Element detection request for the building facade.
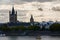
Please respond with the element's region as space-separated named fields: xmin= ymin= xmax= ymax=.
xmin=9 ymin=7 xmax=17 ymax=23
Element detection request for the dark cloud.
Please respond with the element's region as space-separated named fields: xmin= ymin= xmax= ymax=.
xmin=0 ymin=0 xmax=55 ymax=4
xmin=22 ymin=0 xmax=53 ymax=2
xmin=52 ymin=6 xmax=60 ymax=11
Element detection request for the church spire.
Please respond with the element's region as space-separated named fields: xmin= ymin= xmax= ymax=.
xmin=31 ymin=15 xmax=33 ymax=19
xmin=9 ymin=6 xmax=17 ymax=23
xmin=30 ymin=14 xmax=34 ymax=26
xmin=30 ymin=15 xmax=34 ymax=22
xmin=12 ymin=6 xmax=15 ymax=15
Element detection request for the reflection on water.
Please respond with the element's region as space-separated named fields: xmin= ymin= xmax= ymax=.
xmin=0 ymin=36 xmax=60 ymax=40
xmin=8 ymin=36 xmax=36 ymax=40
xmin=41 ymin=36 xmax=60 ymax=40
xmin=8 ymin=36 xmax=18 ymax=40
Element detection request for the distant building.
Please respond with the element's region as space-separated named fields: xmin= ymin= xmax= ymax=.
xmin=9 ymin=7 xmax=17 ymax=23
xmin=0 ymin=6 xmax=40 ymax=27
xmin=6 ymin=6 xmax=31 ymax=27
xmin=30 ymin=15 xmax=34 ymax=26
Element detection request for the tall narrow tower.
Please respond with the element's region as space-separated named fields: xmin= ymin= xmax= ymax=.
xmin=9 ymin=7 xmax=17 ymax=23
xmin=30 ymin=15 xmax=34 ymax=26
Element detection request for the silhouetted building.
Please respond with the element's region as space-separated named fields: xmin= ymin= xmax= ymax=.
xmin=9 ymin=7 xmax=17 ymax=23
xmin=0 ymin=6 xmax=40 ymax=27
xmin=30 ymin=15 xmax=34 ymax=26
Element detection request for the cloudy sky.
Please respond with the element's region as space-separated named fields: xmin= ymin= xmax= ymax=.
xmin=0 ymin=0 xmax=60 ymax=23
xmin=0 ymin=0 xmax=53 ymax=4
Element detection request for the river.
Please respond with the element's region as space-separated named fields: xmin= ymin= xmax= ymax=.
xmin=0 ymin=36 xmax=60 ymax=40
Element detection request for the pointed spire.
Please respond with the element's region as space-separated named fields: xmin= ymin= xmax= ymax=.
xmin=12 ymin=6 xmax=14 ymax=11
xmin=30 ymin=14 xmax=34 ymax=22
xmin=30 ymin=14 xmax=34 ymax=26
xmin=12 ymin=6 xmax=15 ymax=15
xmin=31 ymin=14 xmax=33 ymax=19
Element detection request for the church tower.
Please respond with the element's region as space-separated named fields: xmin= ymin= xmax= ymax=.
xmin=30 ymin=15 xmax=34 ymax=26
xmin=9 ymin=7 xmax=17 ymax=23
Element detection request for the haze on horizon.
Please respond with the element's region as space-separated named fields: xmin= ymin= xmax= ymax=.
xmin=0 ymin=0 xmax=60 ymax=23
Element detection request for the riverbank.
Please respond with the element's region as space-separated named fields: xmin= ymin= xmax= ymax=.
xmin=0 ymin=31 xmax=60 ymax=36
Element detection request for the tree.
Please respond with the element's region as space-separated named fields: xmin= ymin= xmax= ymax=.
xmin=42 ymin=26 xmax=45 ymax=31
xmin=9 ymin=26 xmax=26 ymax=31
xmin=49 ymin=23 xmax=60 ymax=32
xmin=0 ymin=24 xmax=9 ymax=31
xmin=18 ymin=26 xmax=26 ymax=31
xmin=28 ymin=26 xmax=40 ymax=31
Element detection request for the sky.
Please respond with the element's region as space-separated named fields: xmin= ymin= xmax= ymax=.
xmin=0 ymin=0 xmax=60 ymax=23
xmin=0 ymin=0 xmax=53 ymax=4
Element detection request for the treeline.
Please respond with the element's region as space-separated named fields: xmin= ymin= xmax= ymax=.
xmin=0 ymin=23 xmax=60 ymax=32
xmin=0 ymin=24 xmax=41 ymax=32
xmin=49 ymin=23 xmax=60 ymax=32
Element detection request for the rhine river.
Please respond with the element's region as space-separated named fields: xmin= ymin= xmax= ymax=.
xmin=0 ymin=36 xmax=60 ymax=40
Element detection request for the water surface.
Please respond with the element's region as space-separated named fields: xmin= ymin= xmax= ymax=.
xmin=0 ymin=36 xmax=60 ymax=40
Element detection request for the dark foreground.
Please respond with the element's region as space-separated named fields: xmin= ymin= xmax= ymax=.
xmin=0 ymin=31 xmax=60 ymax=36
